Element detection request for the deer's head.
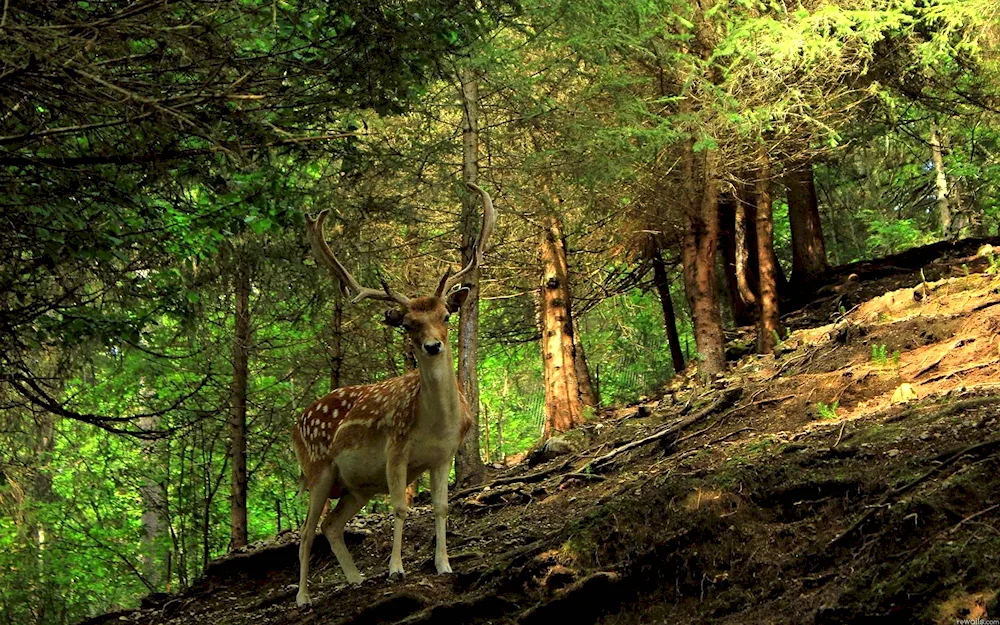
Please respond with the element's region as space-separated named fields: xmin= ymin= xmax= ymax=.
xmin=305 ymin=183 xmax=494 ymax=359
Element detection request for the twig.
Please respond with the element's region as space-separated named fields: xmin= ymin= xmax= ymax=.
xmin=733 ymin=393 xmax=795 ymax=412
xmin=833 ymin=370 xmax=869 ymax=403
xmin=709 ymin=428 xmax=754 ymax=445
xmin=676 ymin=416 xmax=728 ymax=443
xmin=943 ymin=503 xmax=1000 ymax=537
xmin=833 ymin=420 xmax=848 ymax=448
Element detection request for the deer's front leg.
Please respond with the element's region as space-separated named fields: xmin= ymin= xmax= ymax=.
xmin=429 ymin=462 xmax=452 ymax=574
xmin=386 ymin=448 xmax=409 ymax=580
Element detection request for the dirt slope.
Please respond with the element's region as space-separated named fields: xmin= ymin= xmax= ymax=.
xmin=84 ymin=239 xmax=1000 ymax=625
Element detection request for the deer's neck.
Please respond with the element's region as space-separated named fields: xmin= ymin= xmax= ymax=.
xmin=415 ymin=345 xmax=463 ymax=428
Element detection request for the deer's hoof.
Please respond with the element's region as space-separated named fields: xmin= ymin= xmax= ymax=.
xmin=388 ymin=569 xmax=406 ymax=582
xmin=435 ymin=561 xmax=453 ymax=575
xmin=295 ymin=590 xmax=312 ymax=607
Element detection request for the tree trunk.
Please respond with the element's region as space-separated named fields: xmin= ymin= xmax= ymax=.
xmin=454 ymin=66 xmax=485 ymax=486
xmin=930 ymin=126 xmax=953 ymax=239
xmin=540 ymin=213 xmax=585 ymax=437
xmin=756 ymin=148 xmax=782 ymax=354
xmin=786 ymin=159 xmax=828 ymax=286
xmin=139 ymin=410 xmax=165 ymax=589
xmin=735 ymin=183 xmax=760 ymax=308
xmin=329 ymin=290 xmax=343 ymax=390
xmin=573 ymin=325 xmax=599 ymax=409
xmin=718 ymin=196 xmax=755 ymax=326
xmin=229 ymin=251 xmax=250 ymax=551
xmin=652 ymin=246 xmax=686 ymax=374
xmin=32 ymin=398 xmax=57 ymax=623
xmin=680 ymin=145 xmax=726 ymax=379
xmin=383 ymin=325 xmax=400 ymax=377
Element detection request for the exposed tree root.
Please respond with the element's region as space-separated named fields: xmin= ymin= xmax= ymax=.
xmin=829 ymin=433 xmax=1000 ymax=549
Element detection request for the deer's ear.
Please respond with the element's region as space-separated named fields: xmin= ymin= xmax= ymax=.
xmin=384 ymin=309 xmax=406 ymax=327
xmin=446 ymin=287 xmax=470 ymax=313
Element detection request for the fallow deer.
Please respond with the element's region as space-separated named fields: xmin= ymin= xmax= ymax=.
xmin=293 ymin=183 xmax=495 ymax=607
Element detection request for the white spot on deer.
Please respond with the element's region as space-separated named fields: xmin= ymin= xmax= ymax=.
xmin=332 ymin=409 xmax=339 ymax=418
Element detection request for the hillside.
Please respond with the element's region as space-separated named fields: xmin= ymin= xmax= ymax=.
xmin=83 ymin=239 xmax=1000 ymax=625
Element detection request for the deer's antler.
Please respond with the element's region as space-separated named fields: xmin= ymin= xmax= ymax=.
xmin=305 ymin=210 xmax=411 ymax=307
xmin=436 ymin=182 xmax=496 ymax=297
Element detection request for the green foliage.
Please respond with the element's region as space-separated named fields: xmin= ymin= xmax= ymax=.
xmin=817 ymin=401 xmax=840 ymax=421
xmin=871 ymin=344 xmax=901 ymax=369
xmin=2 ymin=0 xmax=1000 ymax=622
xmin=579 ymin=289 xmax=692 ymax=407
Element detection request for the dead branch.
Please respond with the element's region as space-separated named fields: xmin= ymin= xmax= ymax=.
xmin=923 ymin=359 xmax=999 ymax=383
xmin=452 ymin=459 xmax=572 ymax=501
xmin=588 ymin=388 xmax=743 ymax=473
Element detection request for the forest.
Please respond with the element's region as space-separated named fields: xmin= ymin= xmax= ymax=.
xmin=2 ymin=1 xmax=1000 ymax=623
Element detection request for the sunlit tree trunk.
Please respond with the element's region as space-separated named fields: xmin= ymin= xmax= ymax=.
xmin=540 ymin=213 xmax=585 ymax=436
xmin=756 ymin=148 xmax=782 ymax=354
xmin=930 ymin=125 xmax=952 ymax=239
xmin=719 ymin=196 xmax=755 ymax=326
xmin=455 ymin=66 xmax=485 ymax=486
xmin=229 ymin=250 xmax=250 ymax=551
xmin=735 ymin=183 xmax=760 ymax=310
xmin=652 ymin=247 xmax=685 ymax=374
xmin=786 ymin=159 xmax=828 ymax=286
xmin=681 ymin=143 xmax=726 ymax=379
xmin=573 ymin=326 xmax=599 ymax=409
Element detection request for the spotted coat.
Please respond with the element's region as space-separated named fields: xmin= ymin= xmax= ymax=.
xmin=292 ymin=370 xmax=472 ymax=499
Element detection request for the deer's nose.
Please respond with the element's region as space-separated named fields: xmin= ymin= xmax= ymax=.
xmin=423 ymin=341 xmax=442 ymax=356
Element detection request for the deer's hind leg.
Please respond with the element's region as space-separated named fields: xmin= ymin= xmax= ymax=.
xmin=321 ymin=490 xmax=368 ymax=584
xmin=296 ymin=466 xmax=335 ymax=607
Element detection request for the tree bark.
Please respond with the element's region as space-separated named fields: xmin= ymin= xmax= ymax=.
xmin=329 ymin=289 xmax=343 ymax=390
xmin=786 ymin=159 xmax=828 ymax=286
xmin=454 ymin=66 xmax=485 ymax=486
xmin=573 ymin=325 xmax=599 ymax=409
xmin=680 ymin=145 xmax=726 ymax=379
xmin=139 ymin=409 xmax=165 ymax=589
xmin=652 ymin=246 xmax=686 ymax=374
xmin=735 ymin=183 xmax=760 ymax=307
xmin=718 ymin=196 xmax=755 ymax=326
xmin=383 ymin=324 xmax=400 ymax=377
xmin=755 ymin=149 xmax=782 ymax=354
xmin=31 ymin=388 xmax=57 ymax=622
xmin=930 ymin=126 xmax=953 ymax=239
xmin=229 ymin=251 xmax=250 ymax=551
xmin=540 ymin=213 xmax=586 ymax=437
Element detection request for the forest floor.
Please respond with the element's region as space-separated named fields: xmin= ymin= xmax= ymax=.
xmin=86 ymin=238 xmax=1000 ymax=625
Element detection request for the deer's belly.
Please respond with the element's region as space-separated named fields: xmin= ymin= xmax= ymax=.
xmin=407 ymin=438 xmax=458 ymax=471
xmin=335 ymin=446 xmax=389 ymax=493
